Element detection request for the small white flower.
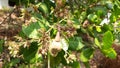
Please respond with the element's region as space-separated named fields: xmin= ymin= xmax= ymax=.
xmin=100 ymin=13 xmax=111 ymax=25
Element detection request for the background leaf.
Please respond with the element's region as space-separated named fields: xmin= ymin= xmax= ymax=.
xmin=37 ymin=3 xmax=49 ymax=16
xmin=20 ymin=42 xmax=39 ymax=63
xmin=70 ymin=61 xmax=80 ymax=68
xmin=68 ymin=37 xmax=84 ymax=51
xmin=80 ymin=48 xmax=94 ymax=62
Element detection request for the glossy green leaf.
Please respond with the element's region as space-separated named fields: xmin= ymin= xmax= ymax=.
xmin=101 ymin=48 xmax=117 ymax=59
xmin=102 ymin=31 xmax=113 ymax=49
xmin=68 ymin=37 xmax=84 ymax=51
xmin=80 ymin=48 xmax=94 ymax=62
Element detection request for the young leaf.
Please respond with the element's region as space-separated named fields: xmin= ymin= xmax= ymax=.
xmin=101 ymin=48 xmax=117 ymax=59
xmin=80 ymin=48 xmax=94 ymax=62
xmin=102 ymin=31 xmax=113 ymax=49
xmin=94 ymin=38 xmax=101 ymax=48
xmin=96 ymin=26 xmax=102 ymax=32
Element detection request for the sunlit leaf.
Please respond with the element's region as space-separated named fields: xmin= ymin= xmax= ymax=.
xmin=96 ymin=26 xmax=102 ymax=32
xmin=94 ymin=38 xmax=101 ymax=48
xmin=22 ymin=22 xmax=42 ymax=39
xmin=101 ymin=48 xmax=117 ymax=59
xmin=102 ymin=31 xmax=113 ymax=49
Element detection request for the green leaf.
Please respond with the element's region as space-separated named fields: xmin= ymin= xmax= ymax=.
xmin=87 ymin=14 xmax=98 ymax=23
xmin=101 ymin=24 xmax=113 ymax=32
xmin=102 ymin=31 xmax=113 ymax=49
xmin=112 ymin=0 xmax=120 ymax=18
xmin=21 ymin=42 xmax=39 ymax=63
xmin=68 ymin=37 xmax=84 ymax=51
xmin=72 ymin=18 xmax=80 ymax=29
xmin=94 ymin=38 xmax=101 ymax=48
xmin=110 ymin=13 xmax=117 ymax=23
xmin=83 ymin=62 xmax=90 ymax=68
xmin=22 ymin=22 xmax=41 ymax=39
xmin=33 ymin=12 xmax=50 ymax=29
xmin=37 ymin=3 xmax=49 ymax=15
xmin=70 ymin=61 xmax=80 ymax=68
xmin=96 ymin=26 xmax=102 ymax=32
xmin=18 ymin=31 xmax=27 ymax=38
xmin=9 ymin=58 xmax=20 ymax=67
xmin=114 ymin=0 xmax=120 ymax=9
xmin=93 ymin=6 xmax=107 ymax=17
xmin=101 ymin=48 xmax=117 ymax=59
xmin=22 ymin=18 xmax=49 ymax=39
xmin=80 ymin=48 xmax=94 ymax=62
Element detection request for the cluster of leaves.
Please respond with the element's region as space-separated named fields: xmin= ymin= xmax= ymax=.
xmin=1 ymin=0 xmax=120 ymax=68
